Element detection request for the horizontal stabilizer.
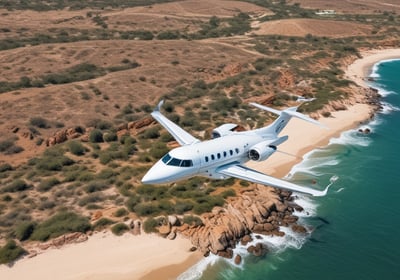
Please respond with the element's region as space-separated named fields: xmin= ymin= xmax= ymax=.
xmin=250 ymin=102 xmax=327 ymax=129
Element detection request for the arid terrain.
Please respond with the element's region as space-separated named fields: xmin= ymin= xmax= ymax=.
xmin=288 ymin=0 xmax=400 ymax=14
xmin=0 ymin=0 xmax=399 ymax=266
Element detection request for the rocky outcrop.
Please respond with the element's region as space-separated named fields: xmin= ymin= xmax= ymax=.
xmin=45 ymin=127 xmax=84 ymax=146
xmin=179 ymin=185 xmax=305 ymax=258
xmin=36 ymin=232 xmax=88 ymax=251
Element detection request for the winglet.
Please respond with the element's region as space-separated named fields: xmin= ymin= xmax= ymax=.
xmin=154 ymin=100 xmax=164 ymax=112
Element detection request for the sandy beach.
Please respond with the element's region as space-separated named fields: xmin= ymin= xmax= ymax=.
xmin=345 ymin=48 xmax=400 ymax=88
xmin=1 ymin=48 xmax=400 ymax=280
xmin=0 ymin=232 xmax=202 ymax=280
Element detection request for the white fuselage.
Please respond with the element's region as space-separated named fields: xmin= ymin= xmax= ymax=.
xmin=141 ymin=132 xmax=278 ymax=184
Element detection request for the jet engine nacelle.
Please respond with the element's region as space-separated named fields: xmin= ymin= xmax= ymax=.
xmin=248 ymin=141 xmax=277 ymax=161
xmin=211 ymin=123 xmax=238 ymax=139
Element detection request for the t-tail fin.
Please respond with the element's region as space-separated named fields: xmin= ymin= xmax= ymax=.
xmin=250 ymin=102 xmax=327 ymax=136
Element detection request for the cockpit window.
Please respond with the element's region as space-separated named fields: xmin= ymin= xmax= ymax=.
xmin=162 ymin=153 xmax=193 ymax=167
xmin=180 ymin=160 xmax=193 ymax=167
xmin=162 ymin=153 xmax=172 ymax=164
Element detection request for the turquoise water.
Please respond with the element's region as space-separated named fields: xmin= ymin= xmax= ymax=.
xmin=179 ymin=59 xmax=400 ymax=280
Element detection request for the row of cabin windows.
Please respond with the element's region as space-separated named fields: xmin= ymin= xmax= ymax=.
xmin=204 ymin=148 xmax=240 ymax=163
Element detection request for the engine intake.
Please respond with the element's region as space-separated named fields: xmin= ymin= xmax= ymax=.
xmin=211 ymin=123 xmax=238 ymax=139
xmin=248 ymin=142 xmax=277 ymax=161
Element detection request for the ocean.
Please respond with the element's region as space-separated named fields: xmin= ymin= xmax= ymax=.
xmin=179 ymin=59 xmax=400 ymax=280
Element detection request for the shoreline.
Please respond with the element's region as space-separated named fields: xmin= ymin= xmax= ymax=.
xmin=2 ymin=48 xmax=400 ymax=280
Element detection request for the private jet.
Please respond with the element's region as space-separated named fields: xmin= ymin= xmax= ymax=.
xmin=142 ymin=100 xmax=331 ymax=196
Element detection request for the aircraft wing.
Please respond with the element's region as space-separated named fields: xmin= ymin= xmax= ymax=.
xmin=151 ymin=100 xmax=199 ymax=146
xmin=217 ymin=164 xmax=330 ymax=197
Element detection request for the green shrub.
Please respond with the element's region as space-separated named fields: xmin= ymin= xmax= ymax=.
xmin=37 ymin=177 xmax=60 ymax=192
xmin=221 ymin=189 xmax=236 ymax=198
xmin=2 ymin=179 xmax=31 ymax=193
xmin=84 ymin=180 xmax=108 ymax=193
xmin=149 ymin=142 xmax=169 ymax=159
xmin=36 ymin=155 xmax=74 ymax=171
xmin=114 ymin=207 xmax=128 ymax=217
xmin=174 ymin=200 xmax=194 ymax=214
xmin=29 ymin=117 xmax=50 ymax=128
xmin=0 ymin=163 xmax=12 ymax=172
xmin=182 ymin=215 xmax=203 ymax=227
xmin=30 ymin=212 xmax=91 ymax=241
xmin=68 ymin=141 xmax=86 ymax=156
xmin=89 ymin=129 xmax=103 ymax=143
xmin=142 ymin=127 xmax=160 ymax=139
xmin=103 ymin=132 xmax=117 ymax=142
xmin=111 ymin=223 xmax=129 ymax=236
xmin=0 ymin=240 xmax=26 ymax=265
xmin=93 ymin=217 xmax=116 ymax=230
xmin=133 ymin=202 xmax=161 ymax=216
xmin=143 ymin=217 xmax=159 ymax=233
xmin=14 ymin=221 xmax=36 ymax=241
xmin=78 ymin=193 xmax=104 ymax=207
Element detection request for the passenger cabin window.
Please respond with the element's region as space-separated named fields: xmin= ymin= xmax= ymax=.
xmin=161 ymin=153 xmax=193 ymax=167
xmin=205 ymin=156 xmax=209 ymax=162
xmin=217 ymin=153 xmax=221 ymax=159
xmin=235 ymin=148 xmax=239 ymax=154
xmin=223 ymin=151 xmax=227 ymax=157
xmin=211 ymin=155 xmax=215 ymax=160
xmin=229 ymin=150 xmax=233 ymax=156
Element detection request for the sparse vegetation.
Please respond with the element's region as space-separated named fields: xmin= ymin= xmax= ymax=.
xmin=30 ymin=211 xmax=91 ymax=241
xmin=111 ymin=223 xmax=129 ymax=236
xmin=0 ymin=240 xmax=26 ymax=265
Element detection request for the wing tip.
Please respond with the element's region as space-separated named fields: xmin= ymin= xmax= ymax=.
xmin=154 ymin=99 xmax=164 ymax=112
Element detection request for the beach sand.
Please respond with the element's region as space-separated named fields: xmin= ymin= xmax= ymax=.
xmin=0 ymin=232 xmax=202 ymax=280
xmin=345 ymin=48 xmax=400 ymax=87
xmin=1 ymin=48 xmax=400 ymax=280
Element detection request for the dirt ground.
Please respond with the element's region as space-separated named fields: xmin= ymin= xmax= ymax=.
xmin=252 ymin=18 xmax=372 ymax=37
xmin=288 ymin=0 xmax=400 ymax=14
xmin=0 ymin=0 xmax=384 ymax=166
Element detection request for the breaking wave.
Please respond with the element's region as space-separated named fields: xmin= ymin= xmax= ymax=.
xmin=370 ymin=58 xmax=400 ymax=80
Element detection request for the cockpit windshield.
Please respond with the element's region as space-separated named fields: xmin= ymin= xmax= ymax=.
xmin=161 ymin=153 xmax=193 ymax=167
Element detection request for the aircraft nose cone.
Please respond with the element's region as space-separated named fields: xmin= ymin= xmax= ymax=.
xmin=141 ymin=160 xmax=170 ymax=184
xmin=141 ymin=171 xmax=157 ymax=184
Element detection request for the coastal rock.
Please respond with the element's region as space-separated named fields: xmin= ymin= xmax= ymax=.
xmin=133 ymin=220 xmax=141 ymax=235
xmin=124 ymin=219 xmax=134 ymax=229
xmin=217 ymin=248 xmax=233 ymax=259
xmin=181 ymin=185 xmax=302 ymax=257
xmin=241 ymin=235 xmax=253 ymax=246
xmin=234 ymin=254 xmax=242 ymax=265
xmin=28 ymin=251 xmax=38 ymax=258
xmin=38 ymin=243 xmax=52 ymax=251
xmin=167 ymin=230 xmax=176 ymax=240
xmin=65 ymin=232 xmax=83 ymax=243
xmin=159 ymin=223 xmax=171 ymax=236
xmin=75 ymin=234 xmax=88 ymax=243
xmin=52 ymin=235 xmax=65 ymax=248
xmin=292 ymin=224 xmax=308 ymax=234
xmin=247 ymin=243 xmax=268 ymax=257
xmin=168 ymin=215 xmax=179 ymax=226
